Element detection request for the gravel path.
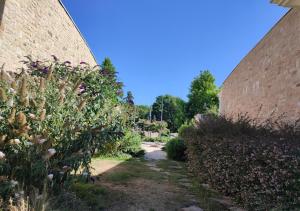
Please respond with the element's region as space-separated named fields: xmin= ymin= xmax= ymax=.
xmin=141 ymin=142 xmax=167 ymax=160
xmin=89 ymin=142 xmax=231 ymax=211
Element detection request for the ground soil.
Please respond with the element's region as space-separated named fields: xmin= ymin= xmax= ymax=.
xmin=84 ymin=142 xmax=230 ymax=211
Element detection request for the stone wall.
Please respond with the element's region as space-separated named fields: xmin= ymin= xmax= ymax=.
xmin=220 ymin=9 xmax=300 ymax=122
xmin=0 ymin=0 xmax=97 ymax=72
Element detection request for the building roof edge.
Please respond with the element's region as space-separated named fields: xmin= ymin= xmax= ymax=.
xmin=222 ymin=8 xmax=292 ymax=86
xmin=58 ymin=0 xmax=98 ymax=64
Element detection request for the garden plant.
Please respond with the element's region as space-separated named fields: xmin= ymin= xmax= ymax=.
xmin=181 ymin=115 xmax=300 ymax=210
xmin=0 ymin=56 xmax=130 ymax=208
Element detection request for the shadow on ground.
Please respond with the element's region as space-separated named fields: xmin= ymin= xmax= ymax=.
xmin=58 ymin=157 xmax=229 ymax=211
xmin=50 ymin=142 xmax=236 ymax=211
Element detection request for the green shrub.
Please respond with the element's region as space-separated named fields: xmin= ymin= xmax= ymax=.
xmin=142 ymin=137 xmax=157 ymax=142
xmin=178 ymin=123 xmax=190 ymax=138
xmin=142 ymin=136 xmax=170 ymax=143
xmin=97 ymin=130 xmax=143 ymax=157
xmin=137 ymin=119 xmax=169 ymax=134
xmin=119 ymin=130 xmax=142 ymax=156
xmin=0 ymin=57 xmax=127 ymax=206
xmin=165 ymin=138 xmax=186 ymax=161
xmin=182 ymin=115 xmax=300 ymax=210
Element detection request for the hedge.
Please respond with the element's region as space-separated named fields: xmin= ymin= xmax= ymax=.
xmin=181 ymin=115 xmax=300 ymax=210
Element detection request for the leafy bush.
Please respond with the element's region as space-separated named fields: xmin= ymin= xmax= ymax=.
xmin=142 ymin=137 xmax=157 ymax=142
xmin=165 ymin=138 xmax=186 ymax=161
xmin=0 ymin=57 xmax=127 ymax=207
xmin=178 ymin=123 xmax=190 ymax=138
xmin=142 ymin=136 xmax=170 ymax=143
xmin=151 ymin=95 xmax=187 ymax=132
xmin=120 ymin=130 xmax=142 ymax=156
xmin=97 ymin=130 xmax=142 ymax=157
xmin=182 ymin=115 xmax=300 ymax=210
xmin=137 ymin=119 xmax=169 ymax=134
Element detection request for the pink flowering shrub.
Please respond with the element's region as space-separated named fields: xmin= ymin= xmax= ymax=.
xmin=0 ymin=57 xmax=127 ymax=207
xmin=182 ymin=115 xmax=300 ymax=210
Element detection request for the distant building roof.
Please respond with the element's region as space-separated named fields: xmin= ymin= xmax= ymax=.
xmin=271 ymin=0 xmax=300 ymax=7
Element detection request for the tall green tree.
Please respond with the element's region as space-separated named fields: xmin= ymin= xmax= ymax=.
xmin=187 ymin=70 xmax=219 ymax=118
xmin=124 ymin=91 xmax=134 ymax=106
xmin=101 ymin=57 xmax=116 ymax=75
xmin=101 ymin=57 xmax=123 ymax=97
xmin=152 ymin=95 xmax=186 ymax=132
xmin=136 ymin=105 xmax=150 ymax=120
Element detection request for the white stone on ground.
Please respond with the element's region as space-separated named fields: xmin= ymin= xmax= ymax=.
xmin=181 ymin=205 xmax=203 ymax=211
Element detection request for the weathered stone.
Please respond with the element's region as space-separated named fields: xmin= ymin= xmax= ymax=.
xmin=0 ymin=0 xmax=97 ymax=71
xmin=220 ymin=9 xmax=300 ymax=122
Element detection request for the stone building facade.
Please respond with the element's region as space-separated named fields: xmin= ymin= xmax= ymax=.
xmin=219 ymin=9 xmax=300 ymax=122
xmin=0 ymin=0 xmax=97 ymax=72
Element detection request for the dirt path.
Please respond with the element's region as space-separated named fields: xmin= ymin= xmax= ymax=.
xmin=85 ymin=142 xmax=229 ymax=211
xmin=141 ymin=142 xmax=167 ymax=160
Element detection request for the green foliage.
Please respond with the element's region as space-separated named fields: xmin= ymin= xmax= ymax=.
xmin=94 ymin=153 xmax=132 ymax=161
xmin=137 ymin=119 xmax=168 ymax=133
xmin=142 ymin=136 xmax=170 ymax=143
xmin=182 ymin=115 xmax=300 ymax=210
xmin=100 ymin=159 xmax=163 ymax=183
xmin=0 ymin=57 xmax=128 ymax=205
xmin=151 ymin=95 xmax=186 ymax=132
xmin=186 ymin=70 xmax=219 ymax=119
xmin=119 ymin=130 xmax=142 ymax=156
xmin=135 ymin=105 xmax=150 ymax=120
xmin=97 ymin=130 xmax=142 ymax=157
xmin=165 ymin=138 xmax=186 ymax=161
xmin=178 ymin=123 xmax=190 ymax=138
xmin=101 ymin=57 xmax=116 ymax=75
xmin=124 ymin=91 xmax=134 ymax=106
xmin=70 ymin=182 xmax=108 ymax=209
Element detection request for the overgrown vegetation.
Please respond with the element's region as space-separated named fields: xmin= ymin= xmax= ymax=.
xmin=137 ymin=119 xmax=169 ymax=134
xmin=0 ymin=56 xmax=134 ymax=209
xmin=181 ymin=115 xmax=300 ymax=210
xmin=151 ymin=95 xmax=186 ymax=132
xmin=165 ymin=138 xmax=186 ymax=161
xmin=142 ymin=136 xmax=171 ymax=143
xmin=135 ymin=70 xmax=219 ymax=133
xmin=97 ymin=130 xmax=143 ymax=157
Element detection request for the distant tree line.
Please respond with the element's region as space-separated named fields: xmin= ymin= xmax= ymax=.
xmin=132 ymin=70 xmax=219 ymax=132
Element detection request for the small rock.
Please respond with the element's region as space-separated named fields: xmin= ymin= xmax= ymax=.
xmin=178 ymin=178 xmax=190 ymax=183
xmin=181 ymin=205 xmax=203 ymax=211
xmin=145 ymin=163 xmax=156 ymax=167
xmin=169 ymin=165 xmax=183 ymax=169
xmin=149 ymin=166 xmax=161 ymax=171
xmin=229 ymin=207 xmax=247 ymax=211
xmin=201 ymin=183 xmax=209 ymax=188
xmin=164 ymin=172 xmax=171 ymax=176
xmin=210 ymin=197 xmax=232 ymax=207
xmin=180 ymin=182 xmax=193 ymax=188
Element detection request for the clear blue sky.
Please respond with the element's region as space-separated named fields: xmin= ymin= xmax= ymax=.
xmin=61 ymin=0 xmax=287 ymax=105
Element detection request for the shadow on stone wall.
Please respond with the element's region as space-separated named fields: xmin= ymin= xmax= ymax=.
xmin=0 ymin=0 xmax=5 ymax=26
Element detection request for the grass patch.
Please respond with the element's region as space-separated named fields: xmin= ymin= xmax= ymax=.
xmin=156 ymin=160 xmax=227 ymax=211
xmin=156 ymin=160 xmax=185 ymax=173
xmin=70 ymin=182 xmax=123 ymax=210
xmin=105 ymin=171 xmax=134 ymax=182
xmin=100 ymin=158 xmax=164 ymax=184
xmin=143 ymin=136 xmax=171 ymax=143
xmin=93 ymin=153 xmax=133 ymax=161
xmin=190 ymin=179 xmax=228 ymax=211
